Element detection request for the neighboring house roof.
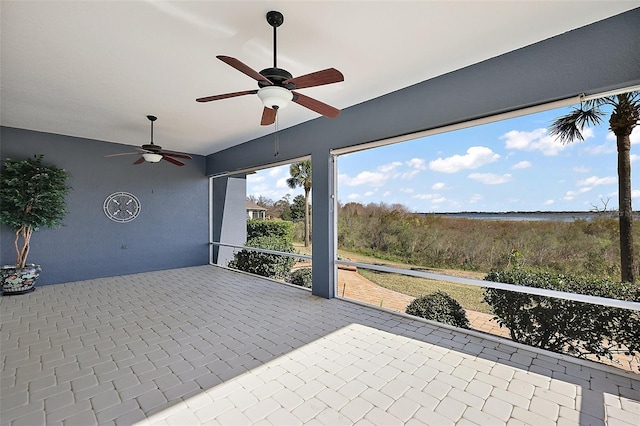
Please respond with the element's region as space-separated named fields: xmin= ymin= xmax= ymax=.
xmin=246 ymin=201 xmax=267 ymax=211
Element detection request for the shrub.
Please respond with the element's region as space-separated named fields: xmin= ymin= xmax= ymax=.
xmin=228 ymin=236 xmax=295 ymax=279
xmin=405 ymin=291 xmax=470 ymax=329
xmin=288 ymin=268 xmax=312 ymax=288
xmin=483 ymin=269 xmax=640 ymax=369
xmin=247 ymin=220 xmax=294 ymax=245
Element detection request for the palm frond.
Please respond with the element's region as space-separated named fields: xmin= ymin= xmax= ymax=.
xmin=549 ymin=107 xmax=605 ymax=144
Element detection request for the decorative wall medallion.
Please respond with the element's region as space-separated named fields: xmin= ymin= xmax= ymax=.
xmin=103 ymin=192 xmax=141 ymax=223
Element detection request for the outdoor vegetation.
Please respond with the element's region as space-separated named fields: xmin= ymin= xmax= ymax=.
xmin=228 ymin=220 xmax=295 ymax=280
xmin=405 ymin=291 xmax=470 ymax=329
xmin=484 ymin=268 xmax=640 ymax=370
xmin=550 ymin=91 xmax=639 ymax=283
xmin=338 ymin=201 xmax=639 ymax=280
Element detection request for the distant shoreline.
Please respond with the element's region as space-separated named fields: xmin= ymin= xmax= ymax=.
xmin=416 ymin=211 xmax=640 ymax=222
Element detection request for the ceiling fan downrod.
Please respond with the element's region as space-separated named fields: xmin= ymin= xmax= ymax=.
xmin=147 ymin=115 xmax=157 ymax=144
xmin=266 ymin=11 xmax=284 ymax=69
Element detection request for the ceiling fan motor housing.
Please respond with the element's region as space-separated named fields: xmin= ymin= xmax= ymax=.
xmin=258 ymin=67 xmax=294 ymax=88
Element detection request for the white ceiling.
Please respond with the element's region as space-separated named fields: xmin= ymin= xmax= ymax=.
xmin=2 ymin=1 xmax=638 ymax=156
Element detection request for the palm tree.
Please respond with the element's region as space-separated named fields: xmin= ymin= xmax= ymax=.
xmin=550 ymin=91 xmax=639 ymax=283
xmin=287 ymin=160 xmax=312 ymax=247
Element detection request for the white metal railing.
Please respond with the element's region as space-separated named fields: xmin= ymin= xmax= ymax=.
xmin=336 ymin=259 xmax=640 ymax=312
xmin=211 ymin=241 xmax=312 ymax=261
xmin=211 ymin=241 xmax=640 ymax=312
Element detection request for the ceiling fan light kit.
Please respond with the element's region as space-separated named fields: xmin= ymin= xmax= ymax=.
xmin=257 ymin=86 xmax=293 ymax=109
xmin=196 ymin=10 xmax=344 ymax=126
xmin=142 ymin=153 xmax=163 ymax=163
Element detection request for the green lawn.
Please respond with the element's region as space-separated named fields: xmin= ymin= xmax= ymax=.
xmin=358 ymin=269 xmax=490 ymax=313
xmin=293 ymin=242 xmax=491 ymax=314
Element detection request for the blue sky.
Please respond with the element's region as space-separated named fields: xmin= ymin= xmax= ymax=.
xmin=247 ymin=105 xmax=639 ymax=213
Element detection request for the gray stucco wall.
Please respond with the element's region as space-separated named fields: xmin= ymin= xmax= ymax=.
xmin=206 ymin=8 xmax=640 ymax=298
xmin=0 ymin=127 xmax=209 ymax=285
xmin=211 ymin=176 xmax=247 ymax=266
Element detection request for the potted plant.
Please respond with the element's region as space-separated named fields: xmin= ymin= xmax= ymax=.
xmin=0 ymin=155 xmax=71 ymax=295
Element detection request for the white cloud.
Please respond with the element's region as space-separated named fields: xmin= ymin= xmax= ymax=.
xmin=382 ymin=191 xmax=391 ymax=197
xmin=584 ymin=142 xmax=615 ymax=155
xmin=468 ymin=173 xmax=512 ymax=185
xmin=576 ymin=176 xmax=616 ymax=187
xmin=573 ymin=166 xmax=590 ymax=173
xmin=276 ymin=177 xmax=288 ymax=188
xmin=400 ymin=188 xmax=414 ymax=193
xmin=400 ymin=170 xmax=420 ymax=180
xmin=432 ymin=182 xmax=445 ymax=190
xmin=364 ymin=191 xmax=374 ymax=197
xmin=469 ymin=194 xmax=483 ymax=204
xmin=512 ymin=161 xmax=532 ymax=169
xmin=339 ymin=171 xmax=387 ymax=187
xmin=582 ymin=128 xmax=596 ymax=139
xmin=247 ymin=174 xmax=265 ymax=183
xmin=632 ymin=190 xmax=640 ymax=199
xmin=250 ymin=183 xmax=269 ymax=192
xmin=347 ymin=193 xmax=360 ymax=200
xmin=502 ymin=127 xmax=584 ymax=156
xmin=631 ymin=154 xmax=639 ymax=163
xmin=429 ymin=146 xmax=500 ymax=173
xmin=413 ymin=193 xmax=442 ymax=200
xmin=564 ymin=187 xmax=592 ymax=200
xmin=268 ymin=165 xmax=287 ymax=177
xmin=378 ymin=161 xmax=402 ymax=173
xmin=406 ymin=158 xmax=427 ymax=170
xmin=339 ymin=161 xmax=403 ymax=187
xmin=543 ymin=199 xmax=554 ymax=206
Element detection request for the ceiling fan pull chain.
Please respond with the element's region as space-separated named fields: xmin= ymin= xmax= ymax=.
xmin=273 ymin=108 xmax=279 ymax=157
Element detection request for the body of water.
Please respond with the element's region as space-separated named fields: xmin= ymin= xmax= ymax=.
xmin=418 ymin=211 xmax=639 ymax=222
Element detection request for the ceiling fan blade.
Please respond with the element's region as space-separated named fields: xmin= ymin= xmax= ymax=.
xmin=105 ymin=151 xmax=144 ymax=158
xmin=162 ymin=155 xmax=185 ymax=166
xmin=197 ymin=89 xmax=258 ymax=103
xmin=162 ymin=152 xmax=193 ymax=160
xmin=292 ymin=92 xmax=340 ymax=118
xmin=217 ymin=55 xmax=273 ymax=85
xmin=284 ymin=68 xmax=344 ymax=90
xmin=260 ymin=107 xmax=277 ymax=126
xmin=133 ymin=157 xmax=145 ymax=165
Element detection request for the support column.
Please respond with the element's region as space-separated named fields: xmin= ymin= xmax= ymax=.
xmin=311 ymin=152 xmax=336 ymax=298
xmin=211 ymin=175 xmax=247 ymax=266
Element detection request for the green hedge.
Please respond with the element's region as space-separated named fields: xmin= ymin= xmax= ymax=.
xmin=483 ymin=269 xmax=640 ymax=369
xmin=228 ymin=236 xmax=295 ymax=279
xmin=405 ymin=291 xmax=470 ymax=329
xmin=288 ymin=268 xmax=312 ymax=288
xmin=247 ymin=220 xmax=294 ymax=245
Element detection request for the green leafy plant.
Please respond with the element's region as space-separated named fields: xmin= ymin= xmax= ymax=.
xmin=288 ymin=267 xmax=312 ymax=288
xmin=247 ymin=220 xmax=294 ymax=245
xmin=0 ymin=155 xmax=71 ymax=268
xmin=483 ymin=269 xmax=640 ymax=369
xmin=405 ymin=291 xmax=470 ymax=329
xmin=228 ymin=236 xmax=295 ymax=279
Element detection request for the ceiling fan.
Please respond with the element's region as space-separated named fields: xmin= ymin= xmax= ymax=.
xmin=196 ymin=10 xmax=344 ymax=126
xmin=105 ymin=115 xmax=192 ymax=166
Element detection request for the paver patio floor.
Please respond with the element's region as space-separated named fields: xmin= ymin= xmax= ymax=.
xmin=1 ymin=265 xmax=639 ymax=425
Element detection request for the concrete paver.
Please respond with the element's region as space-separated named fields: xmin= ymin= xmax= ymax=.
xmin=1 ymin=265 xmax=639 ymax=425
